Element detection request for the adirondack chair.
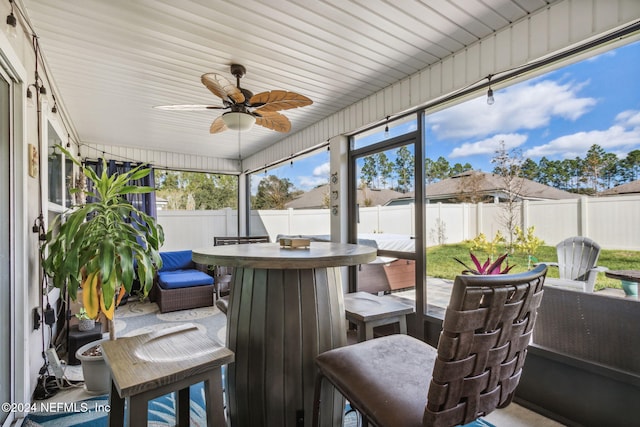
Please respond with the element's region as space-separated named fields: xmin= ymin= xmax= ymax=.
xmin=537 ymin=236 xmax=606 ymax=292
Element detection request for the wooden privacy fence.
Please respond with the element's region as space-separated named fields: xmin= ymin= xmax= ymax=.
xmin=157 ymin=195 xmax=640 ymax=251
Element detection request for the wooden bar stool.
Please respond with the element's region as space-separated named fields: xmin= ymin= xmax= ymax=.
xmin=101 ymin=324 xmax=234 ymax=427
xmin=343 ymin=292 xmax=414 ymax=342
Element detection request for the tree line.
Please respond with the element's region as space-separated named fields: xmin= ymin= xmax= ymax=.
xmin=155 ymin=170 xmax=303 ymax=210
xmin=363 ymin=144 xmax=640 ymax=195
xmin=519 ymin=145 xmax=640 ymax=194
xmin=155 ymin=170 xmax=238 ymax=210
xmin=154 ymin=144 xmax=639 ymax=210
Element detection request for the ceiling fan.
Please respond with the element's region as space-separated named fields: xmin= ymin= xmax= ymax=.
xmin=154 ymin=64 xmax=312 ymax=133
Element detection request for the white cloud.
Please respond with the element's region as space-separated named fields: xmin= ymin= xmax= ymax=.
xmin=616 ymin=110 xmax=640 ymax=128
xmin=450 ymin=133 xmax=528 ymax=158
xmin=312 ymin=162 xmax=330 ymax=176
xmin=296 ymin=161 xmax=330 ymax=190
xmin=525 ymin=123 xmax=640 ymax=159
xmin=426 ymin=79 xmax=597 ymax=140
xmin=587 ymin=49 xmax=616 ymax=62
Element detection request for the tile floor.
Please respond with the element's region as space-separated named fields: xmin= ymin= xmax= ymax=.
xmin=39 ymin=385 xmax=564 ymax=427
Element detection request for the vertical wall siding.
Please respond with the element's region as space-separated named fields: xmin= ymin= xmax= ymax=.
xmin=81 ymin=143 xmax=240 ymax=173
xmin=243 ymin=0 xmax=640 ymax=172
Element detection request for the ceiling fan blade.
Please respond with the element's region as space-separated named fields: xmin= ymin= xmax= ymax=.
xmin=209 ymin=116 xmax=228 ymax=134
xmin=153 ymin=104 xmax=226 ymax=111
xmin=255 ymin=111 xmax=291 ymax=132
xmin=250 ymin=90 xmax=312 ymax=112
xmin=201 ymin=73 xmax=245 ymax=104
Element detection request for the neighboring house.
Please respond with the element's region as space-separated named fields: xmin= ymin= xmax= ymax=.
xmin=599 ymin=180 xmax=640 ymax=196
xmin=285 ymin=184 xmax=406 ymax=209
xmin=424 ymin=171 xmax=581 ymax=204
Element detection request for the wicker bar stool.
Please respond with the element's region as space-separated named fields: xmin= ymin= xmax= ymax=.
xmin=313 ymin=265 xmax=547 ymax=427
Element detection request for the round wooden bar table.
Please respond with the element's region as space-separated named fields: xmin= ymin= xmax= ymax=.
xmin=193 ymin=242 xmax=377 ymax=427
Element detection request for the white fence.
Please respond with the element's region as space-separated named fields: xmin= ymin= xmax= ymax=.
xmin=157 ymin=195 xmax=640 ymax=251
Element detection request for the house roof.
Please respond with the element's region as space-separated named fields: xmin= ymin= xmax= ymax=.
xmin=425 ymin=171 xmax=581 ymax=202
xmin=285 ymin=185 xmax=405 ymax=209
xmin=599 ymin=180 xmax=640 ymax=196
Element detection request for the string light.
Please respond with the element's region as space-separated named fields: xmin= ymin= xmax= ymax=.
xmin=486 ymin=74 xmax=495 ymax=105
xmin=5 ymin=0 xmax=17 ymax=38
xmin=384 ymin=116 xmax=390 ymax=137
xmin=26 ymin=87 xmax=34 ymax=107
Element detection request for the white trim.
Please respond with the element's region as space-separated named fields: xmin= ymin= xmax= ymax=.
xmin=0 ymin=27 xmax=29 ymax=425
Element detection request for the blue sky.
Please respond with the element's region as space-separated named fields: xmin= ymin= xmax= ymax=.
xmin=253 ymin=39 xmax=640 ymax=193
xmin=426 ymin=39 xmax=640 ymax=172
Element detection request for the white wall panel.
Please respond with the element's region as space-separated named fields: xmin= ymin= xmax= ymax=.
xmin=571 ymin=2 xmax=594 ymax=40
xmin=549 ymin=1 xmax=570 ymax=51
xmin=452 ymin=52 xmax=466 ymax=90
xmin=410 ymin=73 xmax=422 ymax=109
xmin=529 ymin=11 xmax=549 ymax=58
xmin=157 ymin=210 xmax=236 ymax=251
xmin=512 ymin=19 xmax=530 ymax=63
xmin=430 ymin=62 xmax=443 ymax=101
xmin=158 ymin=196 xmax=640 ymax=251
xmin=441 ymin=57 xmax=455 ymax=93
xmin=494 ymin=29 xmax=512 ymax=72
xmin=399 ymin=78 xmax=412 ymax=112
xmin=465 ymin=44 xmax=481 ymax=83
xmin=479 ymin=38 xmax=496 ymax=78
xmin=594 ymin=0 xmax=613 ymax=32
xmin=82 ymin=142 xmax=239 ymax=173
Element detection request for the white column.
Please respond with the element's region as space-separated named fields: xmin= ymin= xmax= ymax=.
xmin=329 ymin=135 xmax=348 ymax=243
xmin=238 ymin=173 xmax=247 ymax=236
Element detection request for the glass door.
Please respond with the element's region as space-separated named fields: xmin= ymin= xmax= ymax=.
xmin=349 ymin=116 xmax=420 ymax=306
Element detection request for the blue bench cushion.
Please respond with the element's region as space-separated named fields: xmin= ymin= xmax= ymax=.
xmin=159 ymin=250 xmax=194 ymax=272
xmin=158 ymin=269 xmax=214 ymax=289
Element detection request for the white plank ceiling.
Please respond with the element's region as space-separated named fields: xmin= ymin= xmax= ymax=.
xmin=22 ymin=0 xmax=555 ymax=161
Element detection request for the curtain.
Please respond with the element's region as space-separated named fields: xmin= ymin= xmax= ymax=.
xmin=84 ymin=159 xmax=157 ymax=219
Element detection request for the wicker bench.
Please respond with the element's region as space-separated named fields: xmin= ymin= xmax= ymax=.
xmin=150 ymin=250 xmax=215 ymax=313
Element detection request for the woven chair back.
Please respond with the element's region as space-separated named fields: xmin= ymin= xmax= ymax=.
xmin=424 ymin=264 xmax=547 ymax=426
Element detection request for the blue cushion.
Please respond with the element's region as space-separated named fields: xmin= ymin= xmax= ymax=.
xmin=158 ymin=269 xmax=214 ymax=289
xmin=159 ymin=250 xmax=194 ymax=272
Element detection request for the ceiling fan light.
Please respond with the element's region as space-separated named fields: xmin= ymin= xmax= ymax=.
xmin=222 ymin=112 xmax=256 ymax=131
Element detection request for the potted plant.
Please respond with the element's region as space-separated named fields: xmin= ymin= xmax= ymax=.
xmin=75 ymin=307 xmax=95 ymax=332
xmin=454 ymin=252 xmax=515 ymax=275
xmin=41 ymin=145 xmax=164 ymax=392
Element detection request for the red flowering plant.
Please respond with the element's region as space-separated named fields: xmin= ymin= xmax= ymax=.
xmin=454 ymin=252 xmax=515 ymax=275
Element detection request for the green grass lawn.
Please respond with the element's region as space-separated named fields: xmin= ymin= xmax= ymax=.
xmin=425 ymin=243 xmax=640 ymax=291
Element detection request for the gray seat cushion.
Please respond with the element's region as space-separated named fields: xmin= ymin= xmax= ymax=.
xmin=316 ymin=334 xmax=436 ymax=427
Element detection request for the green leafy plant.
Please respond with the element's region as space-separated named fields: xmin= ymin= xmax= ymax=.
xmin=454 ymin=252 xmax=515 ymax=275
xmin=74 ymin=307 xmax=91 ymax=320
xmin=41 ymin=145 xmax=164 ymax=340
